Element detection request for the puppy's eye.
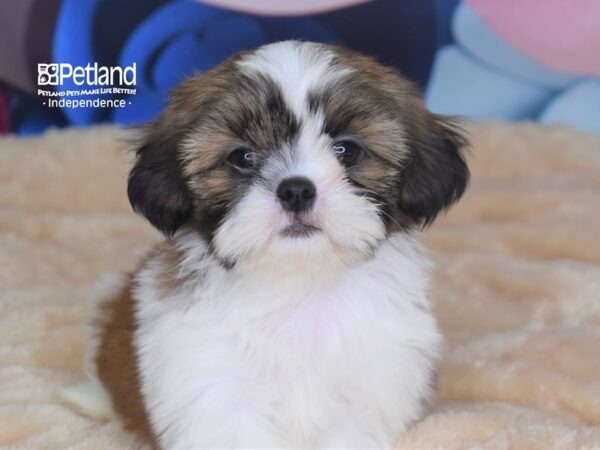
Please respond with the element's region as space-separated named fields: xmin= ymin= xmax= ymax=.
xmin=227 ymin=148 xmax=257 ymax=171
xmin=332 ymin=141 xmax=363 ymax=168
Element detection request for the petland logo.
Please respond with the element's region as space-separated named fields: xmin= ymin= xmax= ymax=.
xmin=37 ymin=63 xmax=137 ymax=109
xmin=38 ymin=63 xmax=136 ymax=86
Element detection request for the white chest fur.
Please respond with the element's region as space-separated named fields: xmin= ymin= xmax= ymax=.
xmin=133 ymin=233 xmax=440 ymax=449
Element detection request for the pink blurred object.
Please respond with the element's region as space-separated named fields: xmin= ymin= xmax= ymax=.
xmin=197 ymin=0 xmax=372 ymax=16
xmin=467 ymin=0 xmax=600 ymax=76
xmin=0 ymin=90 xmax=10 ymax=134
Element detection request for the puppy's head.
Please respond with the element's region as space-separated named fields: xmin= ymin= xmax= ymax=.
xmin=128 ymin=41 xmax=469 ymax=271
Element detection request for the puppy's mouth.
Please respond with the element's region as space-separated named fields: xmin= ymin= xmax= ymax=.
xmin=280 ymin=221 xmax=321 ymax=238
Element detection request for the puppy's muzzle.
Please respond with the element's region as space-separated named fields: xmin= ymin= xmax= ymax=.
xmin=277 ymin=176 xmax=316 ymax=213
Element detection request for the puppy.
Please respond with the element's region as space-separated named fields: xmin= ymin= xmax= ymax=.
xmin=64 ymin=41 xmax=469 ymax=449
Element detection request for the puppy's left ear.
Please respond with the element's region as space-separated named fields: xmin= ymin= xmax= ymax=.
xmin=399 ymin=114 xmax=470 ymax=227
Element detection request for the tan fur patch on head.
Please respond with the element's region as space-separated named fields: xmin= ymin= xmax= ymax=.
xmin=179 ymin=75 xmax=298 ymax=173
xmin=180 ymin=130 xmax=241 ymax=206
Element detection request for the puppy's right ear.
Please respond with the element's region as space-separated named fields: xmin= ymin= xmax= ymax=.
xmin=127 ymin=130 xmax=192 ymax=237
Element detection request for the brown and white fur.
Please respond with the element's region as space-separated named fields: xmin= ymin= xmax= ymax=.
xmin=63 ymin=41 xmax=469 ymax=449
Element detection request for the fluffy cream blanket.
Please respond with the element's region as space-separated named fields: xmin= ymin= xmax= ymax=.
xmin=0 ymin=122 xmax=599 ymax=449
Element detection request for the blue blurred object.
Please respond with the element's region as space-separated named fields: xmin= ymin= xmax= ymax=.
xmin=92 ymin=0 xmax=169 ymax=68
xmin=259 ymin=17 xmax=338 ymax=47
xmin=152 ymin=35 xmax=219 ymax=91
xmin=202 ymin=15 xmax=268 ymax=62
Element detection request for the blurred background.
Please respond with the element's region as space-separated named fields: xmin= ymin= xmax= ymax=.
xmin=0 ymin=0 xmax=599 ymax=136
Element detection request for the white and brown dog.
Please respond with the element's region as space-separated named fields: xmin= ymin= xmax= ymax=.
xmin=64 ymin=41 xmax=469 ymax=449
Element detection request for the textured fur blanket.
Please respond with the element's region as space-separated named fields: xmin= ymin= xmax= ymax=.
xmin=0 ymin=122 xmax=599 ymax=449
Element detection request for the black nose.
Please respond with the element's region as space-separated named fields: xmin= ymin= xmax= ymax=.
xmin=277 ymin=176 xmax=316 ymax=212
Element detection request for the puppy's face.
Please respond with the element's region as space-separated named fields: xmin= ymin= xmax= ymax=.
xmin=128 ymin=41 xmax=469 ymax=270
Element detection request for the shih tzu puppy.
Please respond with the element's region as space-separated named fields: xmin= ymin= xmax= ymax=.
xmin=64 ymin=41 xmax=469 ymax=449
